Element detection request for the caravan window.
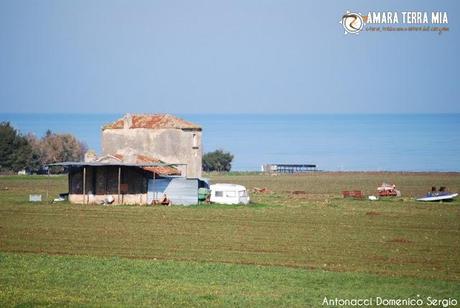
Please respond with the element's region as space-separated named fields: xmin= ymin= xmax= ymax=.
xmin=215 ymin=191 xmax=223 ymax=197
xmin=239 ymin=191 xmax=247 ymax=197
xmin=226 ymin=191 xmax=236 ymax=197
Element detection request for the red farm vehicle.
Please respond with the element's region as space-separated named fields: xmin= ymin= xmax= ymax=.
xmin=377 ymin=183 xmax=401 ymax=197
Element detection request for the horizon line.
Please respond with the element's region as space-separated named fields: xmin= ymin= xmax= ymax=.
xmin=1 ymin=112 xmax=460 ymax=116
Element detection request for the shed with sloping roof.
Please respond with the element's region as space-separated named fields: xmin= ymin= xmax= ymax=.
xmin=50 ymin=154 xmax=206 ymax=205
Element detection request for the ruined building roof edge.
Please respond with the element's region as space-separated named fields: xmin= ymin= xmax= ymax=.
xmin=102 ymin=113 xmax=201 ymax=130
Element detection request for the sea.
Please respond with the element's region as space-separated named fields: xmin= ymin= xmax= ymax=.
xmin=1 ymin=113 xmax=459 ymax=172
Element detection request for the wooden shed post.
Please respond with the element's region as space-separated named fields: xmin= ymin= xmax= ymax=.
xmin=83 ymin=167 xmax=86 ymax=204
xmin=118 ymin=166 xmax=121 ymax=204
xmin=153 ymin=171 xmax=156 ymax=202
xmin=46 ymin=167 xmax=50 ymax=202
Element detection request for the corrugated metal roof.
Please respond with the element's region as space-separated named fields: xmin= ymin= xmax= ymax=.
xmin=103 ymin=114 xmax=201 ymax=130
xmin=48 ymin=161 xmax=175 ymax=167
xmin=49 ymin=154 xmax=183 ymax=176
xmin=134 ymin=154 xmax=181 ymax=176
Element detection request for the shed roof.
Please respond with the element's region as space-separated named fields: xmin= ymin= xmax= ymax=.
xmin=49 ymin=154 xmax=182 ymax=176
xmin=103 ymin=114 xmax=201 ymax=131
xmin=49 ymin=161 xmax=175 ymax=167
xmin=122 ymin=153 xmax=181 ymax=176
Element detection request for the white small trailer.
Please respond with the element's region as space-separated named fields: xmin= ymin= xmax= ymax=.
xmin=209 ymin=183 xmax=250 ymax=205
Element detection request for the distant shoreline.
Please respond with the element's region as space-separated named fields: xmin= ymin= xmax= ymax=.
xmin=206 ymin=171 xmax=460 ymax=175
xmin=1 ymin=113 xmax=459 ymax=172
xmin=2 ymin=171 xmax=460 ymax=177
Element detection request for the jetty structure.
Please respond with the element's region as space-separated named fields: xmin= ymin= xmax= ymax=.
xmin=261 ymin=164 xmax=317 ymax=174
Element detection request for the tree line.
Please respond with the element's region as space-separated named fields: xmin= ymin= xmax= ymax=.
xmin=0 ymin=122 xmax=87 ymax=173
xmin=0 ymin=121 xmax=235 ymax=173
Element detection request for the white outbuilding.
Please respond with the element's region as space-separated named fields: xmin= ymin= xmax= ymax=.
xmin=209 ymin=183 xmax=250 ymax=205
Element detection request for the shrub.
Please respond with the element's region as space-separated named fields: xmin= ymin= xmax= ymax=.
xmin=202 ymin=150 xmax=234 ymax=172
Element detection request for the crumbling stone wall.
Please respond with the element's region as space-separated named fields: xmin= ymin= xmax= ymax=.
xmin=102 ymin=128 xmax=202 ymax=178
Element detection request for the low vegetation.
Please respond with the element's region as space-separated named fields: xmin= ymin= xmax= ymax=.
xmin=0 ymin=173 xmax=459 ymax=306
xmin=1 ymin=253 xmax=458 ymax=307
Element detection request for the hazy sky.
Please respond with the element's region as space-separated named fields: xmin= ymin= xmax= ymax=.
xmin=0 ymin=1 xmax=458 ymax=114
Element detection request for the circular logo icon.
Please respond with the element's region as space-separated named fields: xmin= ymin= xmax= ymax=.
xmin=340 ymin=11 xmax=364 ymax=34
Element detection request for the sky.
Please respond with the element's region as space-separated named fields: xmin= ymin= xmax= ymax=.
xmin=0 ymin=0 xmax=458 ymax=114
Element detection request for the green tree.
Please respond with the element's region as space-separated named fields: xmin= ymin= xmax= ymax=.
xmin=0 ymin=122 xmax=33 ymax=172
xmin=25 ymin=133 xmax=44 ymax=171
xmin=202 ymin=150 xmax=234 ymax=172
xmin=0 ymin=123 xmax=87 ymax=173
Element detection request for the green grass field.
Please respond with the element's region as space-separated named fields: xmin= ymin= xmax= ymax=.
xmin=0 ymin=173 xmax=459 ymax=306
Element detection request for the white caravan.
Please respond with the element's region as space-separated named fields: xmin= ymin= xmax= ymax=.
xmin=209 ymin=183 xmax=250 ymax=205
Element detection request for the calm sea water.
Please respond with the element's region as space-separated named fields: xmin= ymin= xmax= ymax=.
xmin=1 ymin=113 xmax=459 ymax=172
